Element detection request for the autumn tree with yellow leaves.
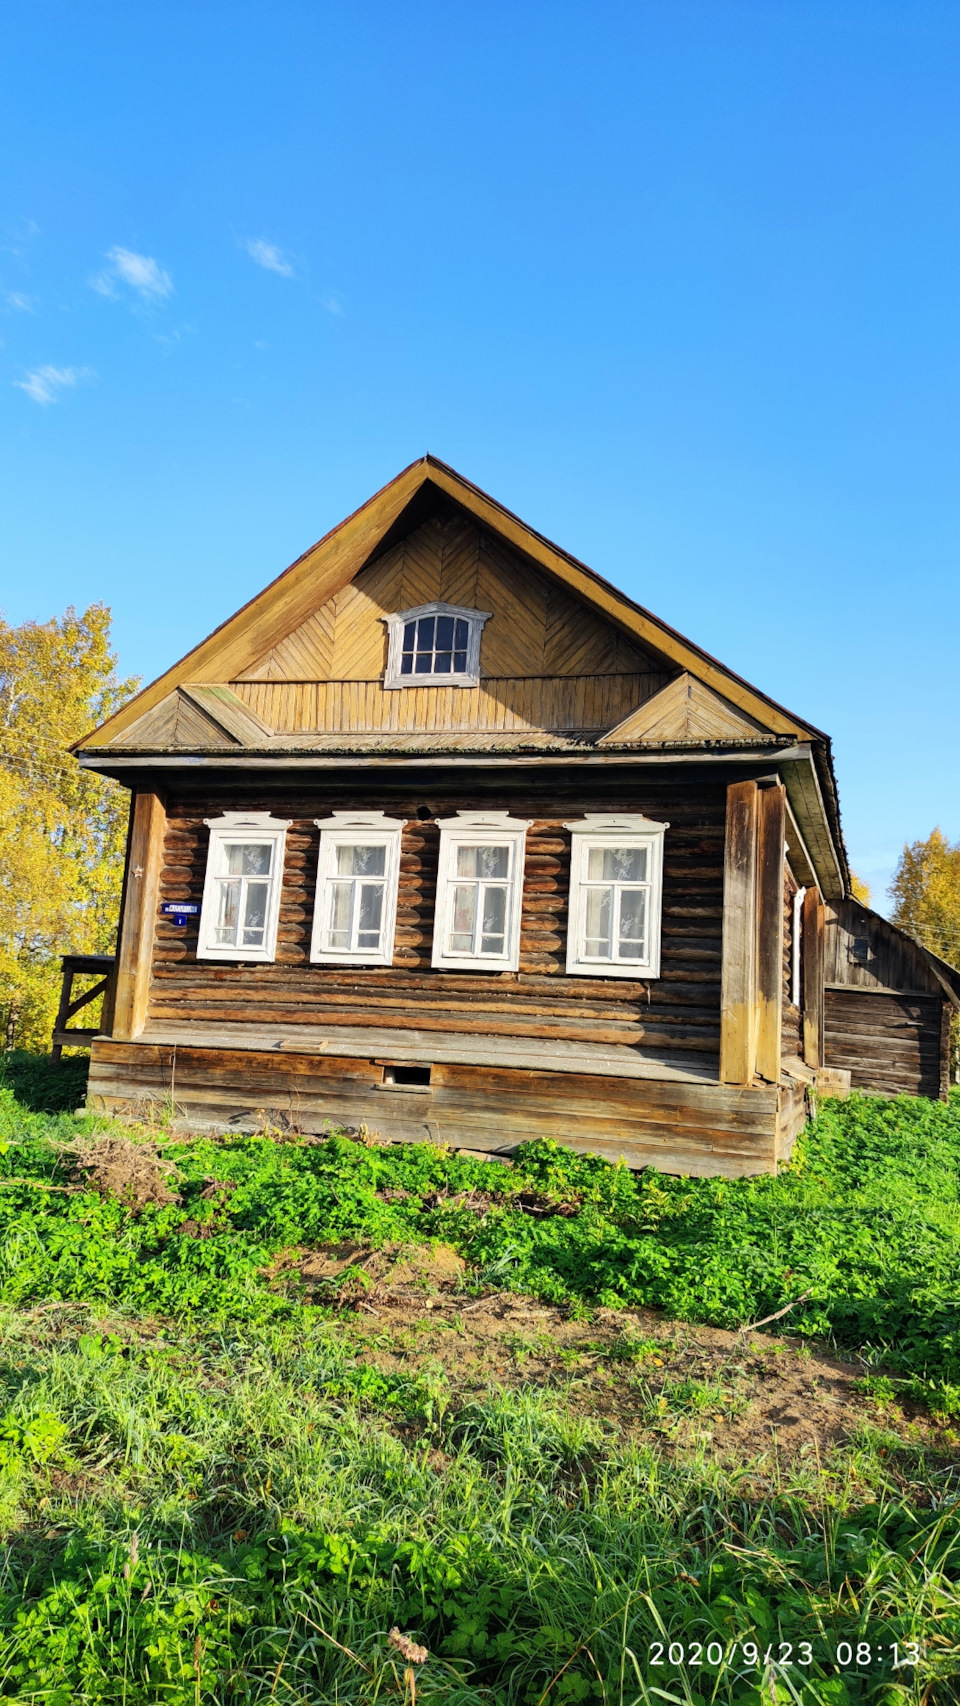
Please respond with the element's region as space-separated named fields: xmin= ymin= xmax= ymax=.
xmin=0 ymin=605 xmax=137 ymax=1050
xmin=890 ymin=827 xmax=960 ymax=968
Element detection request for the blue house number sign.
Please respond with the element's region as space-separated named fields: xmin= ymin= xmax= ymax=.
xmin=161 ymin=901 xmax=200 ymax=928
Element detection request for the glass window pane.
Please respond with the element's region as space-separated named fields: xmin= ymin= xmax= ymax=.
xmin=336 ymin=843 xmax=386 ymax=876
xmin=434 ymin=652 xmax=452 ymax=673
xmin=435 ymin=615 xmax=454 ymax=649
xmin=450 ymin=884 xmax=476 ymax=950
xmin=453 ymin=650 xmax=467 ymax=672
xmin=584 ymin=886 xmax=612 ymax=957
xmin=477 ymin=845 xmax=509 ymax=879
xmin=454 ymin=619 xmax=469 ymax=649
xmin=400 ymin=653 xmax=413 ymax=675
xmin=242 ymin=882 xmax=269 ymax=931
xmin=480 ymin=884 xmax=506 ymax=953
xmin=618 ymin=889 xmax=647 ymax=958
xmin=402 ymin=621 xmax=416 ymax=653
xmin=224 ymin=841 xmax=272 ymax=876
xmin=587 ymin=845 xmax=646 ymax=883
xmin=214 ymin=880 xmax=240 ymax=943
xmin=416 ymin=616 xmax=435 ymax=651
xmin=357 ymin=882 xmax=384 ymax=947
xmin=456 ymin=845 xmax=479 ymax=877
xmin=414 ymin=652 xmax=433 ymax=673
xmin=326 ymin=882 xmax=352 ymax=949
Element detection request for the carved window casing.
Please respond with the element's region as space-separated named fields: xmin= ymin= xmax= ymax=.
xmin=565 ymin=815 xmax=668 ymax=978
xmin=311 ymin=812 xmax=405 ymax=966
xmin=198 ymin=812 xmax=290 ymax=962
xmin=382 ymin=603 xmax=491 ymax=688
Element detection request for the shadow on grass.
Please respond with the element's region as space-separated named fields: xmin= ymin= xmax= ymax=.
xmin=0 ymin=1049 xmax=89 ymax=1114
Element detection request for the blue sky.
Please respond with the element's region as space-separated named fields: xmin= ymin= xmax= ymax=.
xmin=2 ymin=0 xmax=958 ymax=909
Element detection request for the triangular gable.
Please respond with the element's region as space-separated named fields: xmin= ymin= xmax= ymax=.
xmin=78 ymin=456 xmax=823 ymax=748
xmin=110 ymin=685 xmax=274 ymax=749
xmin=598 ymin=673 xmax=773 ymax=746
xmin=240 ymin=510 xmax=658 ymax=684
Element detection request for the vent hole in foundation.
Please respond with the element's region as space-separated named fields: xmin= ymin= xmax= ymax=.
xmin=382 ymin=1063 xmax=432 ymax=1087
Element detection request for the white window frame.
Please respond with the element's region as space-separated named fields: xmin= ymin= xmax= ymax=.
xmin=382 ymin=602 xmax=492 ymax=689
xmin=310 ymin=812 xmax=405 ymax=966
xmin=432 ymin=811 xmax=532 ymax=972
xmin=564 ymin=815 xmax=669 ymax=979
xmin=198 ymin=812 xmax=291 ymax=962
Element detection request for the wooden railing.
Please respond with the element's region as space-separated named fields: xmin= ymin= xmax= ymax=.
xmin=51 ymin=955 xmax=116 ymax=1062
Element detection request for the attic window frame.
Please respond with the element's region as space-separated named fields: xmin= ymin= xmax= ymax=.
xmin=564 ymin=814 xmax=669 ymax=980
xmin=382 ymin=602 xmax=491 ymax=689
xmin=197 ymin=812 xmax=291 ymax=963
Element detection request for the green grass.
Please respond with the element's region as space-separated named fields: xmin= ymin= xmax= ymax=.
xmin=0 ymin=1075 xmax=958 ymax=1701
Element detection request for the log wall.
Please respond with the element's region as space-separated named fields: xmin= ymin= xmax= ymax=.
xmin=145 ymin=775 xmax=727 ymax=1064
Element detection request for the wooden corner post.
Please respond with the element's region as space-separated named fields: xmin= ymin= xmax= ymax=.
xmin=801 ymin=885 xmax=825 ymax=1068
xmin=111 ymin=789 xmax=166 ymax=1041
xmin=720 ymin=780 xmax=759 ymax=1085
xmin=755 ymin=783 xmax=786 ymax=1083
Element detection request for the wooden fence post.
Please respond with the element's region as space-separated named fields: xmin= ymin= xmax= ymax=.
xmin=111 ymin=790 xmax=166 ymax=1041
xmin=720 ymin=780 xmax=759 ymax=1085
xmin=755 ymin=783 xmax=786 ymax=1084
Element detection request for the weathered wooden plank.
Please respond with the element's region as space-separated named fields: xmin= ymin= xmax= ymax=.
xmin=88 ymin=1037 xmax=781 ymax=1177
xmin=112 ymin=790 xmax=166 ymax=1040
xmin=720 ymin=781 xmax=759 ymax=1084
xmin=755 ymin=784 xmax=785 ymax=1083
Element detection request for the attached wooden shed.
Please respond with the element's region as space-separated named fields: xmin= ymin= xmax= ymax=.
xmin=824 ymin=899 xmax=960 ymax=1100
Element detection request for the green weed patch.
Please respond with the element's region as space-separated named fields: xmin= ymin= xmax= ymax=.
xmin=0 ymin=1085 xmax=959 ymax=1699
xmin=1 ymin=1088 xmax=960 ymax=1387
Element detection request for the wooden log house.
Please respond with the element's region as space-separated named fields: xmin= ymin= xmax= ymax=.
xmin=72 ymin=458 xmax=960 ymax=1176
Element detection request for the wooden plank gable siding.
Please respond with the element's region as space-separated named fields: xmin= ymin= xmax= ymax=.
xmin=146 ymin=779 xmax=726 ymax=1064
xmin=228 ymin=673 xmax=671 ymax=736
xmin=237 ymin=510 xmax=662 ymax=691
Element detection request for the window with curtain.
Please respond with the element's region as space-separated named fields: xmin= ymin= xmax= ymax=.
xmin=432 ymin=812 xmax=531 ymax=971
xmin=198 ymin=813 xmax=291 ymax=962
xmin=311 ymin=813 xmax=405 ymax=965
xmin=565 ymin=815 xmax=668 ymax=978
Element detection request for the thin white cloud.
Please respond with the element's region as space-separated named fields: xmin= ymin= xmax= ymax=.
xmin=246 ymin=238 xmax=295 ymax=278
xmin=92 ymin=246 xmax=173 ymax=301
xmin=13 ymin=364 xmax=94 ymax=405
xmin=321 ymin=292 xmax=344 ymax=317
xmin=3 ymin=291 xmax=34 ymax=312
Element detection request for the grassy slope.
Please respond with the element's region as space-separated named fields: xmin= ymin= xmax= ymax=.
xmin=0 ymin=1067 xmax=958 ymax=1702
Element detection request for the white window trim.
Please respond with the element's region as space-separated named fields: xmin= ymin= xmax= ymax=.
xmin=382 ymin=602 xmax=492 ymax=689
xmin=310 ymin=812 xmax=405 ymax=966
xmin=564 ymin=814 xmax=669 ymax=979
xmin=791 ymin=886 xmax=806 ymax=1008
xmin=198 ymin=811 xmax=291 ymax=963
xmin=432 ymin=811 xmax=532 ymax=973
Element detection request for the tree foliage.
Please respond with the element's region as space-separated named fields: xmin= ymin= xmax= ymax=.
xmin=890 ymin=826 xmax=960 ymax=969
xmin=849 ymin=870 xmax=871 ymax=905
xmin=0 ymin=605 xmax=137 ymax=1050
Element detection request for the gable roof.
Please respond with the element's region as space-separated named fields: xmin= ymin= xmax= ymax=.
xmin=78 ymin=455 xmax=826 ymax=750
xmin=74 ymin=456 xmax=849 ymax=897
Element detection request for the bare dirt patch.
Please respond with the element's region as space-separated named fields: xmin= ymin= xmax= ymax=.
xmin=322 ymin=1279 xmax=960 ymax=1471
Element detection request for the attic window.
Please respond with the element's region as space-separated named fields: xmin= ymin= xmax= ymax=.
xmin=383 ymin=603 xmax=491 ymax=689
